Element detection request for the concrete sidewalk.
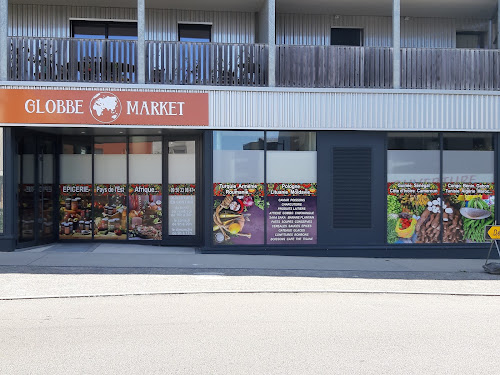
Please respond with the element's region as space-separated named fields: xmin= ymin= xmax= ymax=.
xmin=0 ymin=242 xmax=496 ymax=273
xmin=1 ymin=243 xmax=499 ymax=300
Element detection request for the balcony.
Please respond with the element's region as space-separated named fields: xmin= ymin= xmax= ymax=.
xmin=276 ymin=45 xmax=393 ymax=89
xmin=8 ymin=37 xmax=138 ymax=84
xmin=8 ymin=37 xmax=268 ymax=87
xmin=7 ymin=36 xmax=500 ymax=91
xmin=275 ymin=45 xmax=500 ymax=90
xmin=145 ymin=42 xmax=268 ymax=86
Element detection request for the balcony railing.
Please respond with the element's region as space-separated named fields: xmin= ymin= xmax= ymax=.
xmin=401 ymin=48 xmax=500 ymax=90
xmin=276 ymin=45 xmax=393 ymax=89
xmin=6 ymin=37 xmax=500 ymax=91
xmin=8 ymin=37 xmax=137 ymax=83
xmin=145 ymin=42 xmax=268 ymax=86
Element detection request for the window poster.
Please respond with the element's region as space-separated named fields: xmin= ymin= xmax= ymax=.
xmin=128 ymin=184 xmax=162 ymax=240
xmin=168 ymin=184 xmax=196 ymax=236
xmin=387 ymin=182 xmax=440 ymax=244
xmin=213 ymin=183 xmax=265 ymax=245
xmin=266 ymin=183 xmax=317 ymax=244
xmin=59 ymin=184 xmax=93 ymax=239
xmin=442 ymin=182 xmax=495 ymax=243
xmin=94 ymin=184 xmax=127 ymax=240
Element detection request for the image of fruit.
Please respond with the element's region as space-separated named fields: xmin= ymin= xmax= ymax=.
xmin=228 ymin=223 xmax=241 ymax=234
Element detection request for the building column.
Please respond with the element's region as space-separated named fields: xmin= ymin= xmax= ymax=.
xmin=137 ymin=0 xmax=145 ymax=84
xmin=258 ymin=0 xmax=275 ymax=87
xmin=0 ymin=0 xmax=8 ymax=81
xmin=392 ymin=0 xmax=401 ymax=89
xmin=268 ymin=0 xmax=276 ymax=87
xmin=498 ymin=0 xmax=500 ymax=48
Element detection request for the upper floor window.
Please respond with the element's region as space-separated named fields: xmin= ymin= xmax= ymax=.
xmin=71 ymin=20 xmax=137 ymax=40
xmin=331 ymin=28 xmax=363 ymax=46
xmin=456 ymin=31 xmax=486 ymax=49
xmin=178 ymin=23 xmax=212 ymax=43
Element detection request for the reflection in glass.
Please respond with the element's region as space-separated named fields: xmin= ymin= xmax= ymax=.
xmin=266 ymin=132 xmax=318 ymax=245
xmin=443 ymin=134 xmax=494 ymax=244
xmin=213 ymin=131 xmax=265 ymax=246
xmin=168 ymin=141 xmax=196 ymax=236
xmin=94 ymin=137 xmax=127 ymax=240
xmin=129 ymin=137 xmax=162 ymax=241
xmin=387 ymin=133 xmax=440 ymax=245
xmin=17 ymin=138 xmax=35 ymax=242
xmin=59 ymin=137 xmax=93 ymax=240
xmin=0 ymin=128 xmax=3 ymax=233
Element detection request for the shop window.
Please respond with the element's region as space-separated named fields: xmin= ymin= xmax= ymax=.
xmin=387 ymin=133 xmax=440 ymax=244
xmin=93 ymin=137 xmax=127 ymax=240
xmin=387 ymin=132 xmax=495 ymax=245
xmin=266 ymin=132 xmax=317 ymax=244
xmin=0 ymin=128 xmax=4 ymax=234
xmin=178 ymin=24 xmax=212 ymax=42
xmin=129 ymin=136 xmax=163 ymax=241
xmin=212 ymin=131 xmax=318 ymax=246
xmin=331 ymin=28 xmax=363 ymax=46
xmin=59 ymin=137 xmax=93 ymax=240
xmin=443 ymin=134 xmax=494 ymax=244
xmin=168 ymin=141 xmax=196 ymax=236
xmin=213 ymin=131 xmax=265 ymax=245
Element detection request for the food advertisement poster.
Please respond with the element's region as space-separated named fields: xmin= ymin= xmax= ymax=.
xmin=168 ymin=184 xmax=195 ymax=236
xmin=387 ymin=182 xmax=495 ymax=244
xmin=442 ymin=183 xmax=495 ymax=243
xmin=129 ymin=184 xmax=162 ymax=240
xmin=266 ymin=183 xmax=317 ymax=244
xmin=94 ymin=184 xmax=127 ymax=240
xmin=387 ymin=182 xmax=440 ymax=244
xmin=213 ymin=183 xmax=265 ymax=245
xmin=59 ymin=184 xmax=93 ymax=239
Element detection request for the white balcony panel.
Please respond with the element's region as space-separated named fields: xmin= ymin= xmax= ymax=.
xmin=2 ymin=84 xmax=500 ymax=133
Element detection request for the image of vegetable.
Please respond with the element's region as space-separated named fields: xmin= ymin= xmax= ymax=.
xmin=213 ymin=183 xmax=265 ymax=245
xmin=388 ymin=182 xmax=495 ymax=244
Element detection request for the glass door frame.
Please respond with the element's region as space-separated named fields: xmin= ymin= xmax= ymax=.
xmin=161 ymin=133 xmax=203 ymax=246
xmin=15 ymin=130 xmax=58 ymax=248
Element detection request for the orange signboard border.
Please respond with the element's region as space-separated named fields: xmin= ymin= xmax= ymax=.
xmin=0 ymin=89 xmax=209 ymax=127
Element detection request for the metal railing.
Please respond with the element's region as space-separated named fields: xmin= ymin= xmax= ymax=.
xmin=276 ymin=45 xmax=393 ymax=88
xmin=8 ymin=37 xmax=137 ymax=83
xmin=145 ymin=41 xmax=268 ymax=86
xmin=7 ymin=37 xmax=500 ymax=91
xmin=400 ymin=48 xmax=500 ymax=90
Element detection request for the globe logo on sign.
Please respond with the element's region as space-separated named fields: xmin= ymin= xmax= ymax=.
xmin=89 ymin=92 xmax=122 ymax=123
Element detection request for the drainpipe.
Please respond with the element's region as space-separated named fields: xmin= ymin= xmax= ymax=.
xmin=137 ymin=0 xmax=145 ymax=84
xmin=0 ymin=0 xmax=8 ymax=81
xmin=392 ymin=0 xmax=401 ymax=89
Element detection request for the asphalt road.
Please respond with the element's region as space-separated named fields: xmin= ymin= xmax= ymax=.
xmin=1 ymin=292 xmax=499 ymax=374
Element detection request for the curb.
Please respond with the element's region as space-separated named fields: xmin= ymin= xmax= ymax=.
xmin=2 ymin=289 xmax=500 ymax=301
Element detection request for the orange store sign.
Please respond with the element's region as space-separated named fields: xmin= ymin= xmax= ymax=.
xmin=0 ymin=89 xmax=209 ymax=126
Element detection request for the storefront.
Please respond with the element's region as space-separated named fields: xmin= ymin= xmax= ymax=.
xmin=0 ymin=87 xmax=498 ymax=258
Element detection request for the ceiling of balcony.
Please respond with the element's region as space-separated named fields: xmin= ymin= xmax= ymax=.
xmin=9 ymin=0 xmax=266 ymax=12
xmin=9 ymin=0 xmax=498 ymax=18
xmin=276 ymin=0 xmax=498 ymax=18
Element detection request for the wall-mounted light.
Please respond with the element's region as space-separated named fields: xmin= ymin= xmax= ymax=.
xmin=404 ymin=16 xmax=410 ymax=21
xmin=334 ymin=15 xmax=340 ymax=19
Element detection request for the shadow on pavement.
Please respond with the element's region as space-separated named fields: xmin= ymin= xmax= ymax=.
xmin=1 ymin=265 xmax=499 ymax=281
